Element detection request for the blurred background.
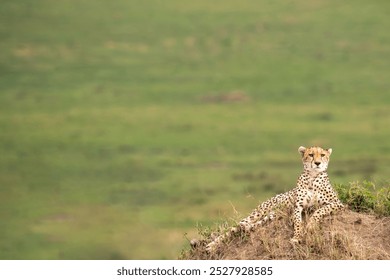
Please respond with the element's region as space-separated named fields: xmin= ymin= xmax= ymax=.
xmin=0 ymin=0 xmax=389 ymax=259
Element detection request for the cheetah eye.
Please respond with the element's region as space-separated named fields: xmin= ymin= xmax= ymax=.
xmin=309 ymin=153 xmax=314 ymax=157
xmin=321 ymin=154 xmax=325 ymax=157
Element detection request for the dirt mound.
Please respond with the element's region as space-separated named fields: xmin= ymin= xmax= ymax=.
xmin=184 ymin=209 xmax=390 ymax=260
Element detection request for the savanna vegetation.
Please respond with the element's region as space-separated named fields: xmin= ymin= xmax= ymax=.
xmin=0 ymin=0 xmax=389 ymax=259
xmin=183 ymin=182 xmax=390 ymax=260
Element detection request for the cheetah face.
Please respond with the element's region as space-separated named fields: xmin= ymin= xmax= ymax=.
xmin=298 ymin=146 xmax=332 ymax=173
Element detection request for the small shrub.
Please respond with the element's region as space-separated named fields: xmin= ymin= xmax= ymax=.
xmin=375 ymin=186 xmax=390 ymax=217
xmin=334 ymin=181 xmax=390 ymax=216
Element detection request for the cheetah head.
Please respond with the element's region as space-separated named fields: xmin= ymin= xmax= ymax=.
xmin=298 ymin=146 xmax=332 ymax=173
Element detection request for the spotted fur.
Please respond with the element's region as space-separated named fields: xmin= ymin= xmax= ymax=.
xmin=205 ymin=146 xmax=344 ymax=252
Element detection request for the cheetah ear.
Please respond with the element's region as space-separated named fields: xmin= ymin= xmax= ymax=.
xmin=298 ymin=146 xmax=306 ymax=156
xmin=326 ymin=148 xmax=333 ymax=155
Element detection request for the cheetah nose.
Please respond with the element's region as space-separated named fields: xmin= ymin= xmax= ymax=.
xmin=314 ymin=162 xmax=321 ymax=166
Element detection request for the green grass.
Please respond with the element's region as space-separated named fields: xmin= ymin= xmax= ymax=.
xmin=0 ymin=0 xmax=389 ymax=259
xmin=335 ymin=182 xmax=390 ymax=216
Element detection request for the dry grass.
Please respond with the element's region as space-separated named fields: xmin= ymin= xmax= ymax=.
xmin=183 ymin=209 xmax=390 ymax=260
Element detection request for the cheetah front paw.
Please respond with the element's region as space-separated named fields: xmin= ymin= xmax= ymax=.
xmin=290 ymin=237 xmax=301 ymax=244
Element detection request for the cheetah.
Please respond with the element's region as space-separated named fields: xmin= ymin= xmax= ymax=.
xmin=205 ymin=146 xmax=344 ymax=252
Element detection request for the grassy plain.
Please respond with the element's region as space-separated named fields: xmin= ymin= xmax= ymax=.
xmin=0 ymin=0 xmax=389 ymax=259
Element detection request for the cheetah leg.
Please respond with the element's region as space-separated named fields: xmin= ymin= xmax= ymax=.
xmin=239 ymin=209 xmax=273 ymax=231
xmin=290 ymin=204 xmax=304 ymax=244
xmin=205 ymin=209 xmax=271 ymax=253
xmin=248 ymin=189 xmax=295 ymax=230
xmin=206 ymin=190 xmax=295 ymax=252
xmin=205 ymin=226 xmax=239 ymax=252
xmin=205 ymin=209 xmax=268 ymax=252
xmin=307 ymin=201 xmax=344 ymax=231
